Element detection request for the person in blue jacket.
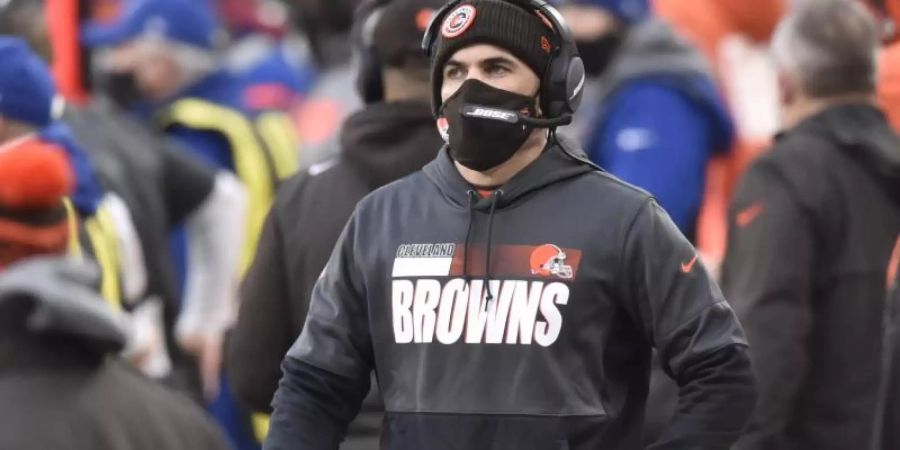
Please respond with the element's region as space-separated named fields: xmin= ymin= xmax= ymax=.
xmin=558 ymin=0 xmax=734 ymax=240
xmin=80 ymin=2 xmax=295 ymax=449
xmin=216 ymin=0 xmax=318 ymax=112
xmin=0 ymin=36 xmax=103 ymax=216
xmin=81 ymin=0 xmax=297 ymax=185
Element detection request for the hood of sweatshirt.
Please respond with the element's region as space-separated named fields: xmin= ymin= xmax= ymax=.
xmin=794 ymin=103 xmax=900 ymax=205
xmin=569 ymin=18 xmax=733 ymax=153
xmin=601 ymin=18 xmax=711 ymax=94
xmin=0 ymin=257 xmax=128 ymax=359
xmin=341 ymin=101 xmax=444 ymax=189
xmin=423 ymin=134 xmax=598 ymax=212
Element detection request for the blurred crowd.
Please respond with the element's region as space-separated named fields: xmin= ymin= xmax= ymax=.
xmin=0 ymin=0 xmax=898 ymax=449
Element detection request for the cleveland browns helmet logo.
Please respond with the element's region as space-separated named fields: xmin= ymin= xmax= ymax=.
xmin=442 ymin=4 xmax=476 ymax=39
xmin=530 ymin=244 xmax=574 ymax=279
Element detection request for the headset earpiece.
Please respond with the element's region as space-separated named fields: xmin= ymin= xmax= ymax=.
xmin=353 ymin=0 xmax=393 ymax=103
xmin=528 ymin=0 xmax=584 ymax=118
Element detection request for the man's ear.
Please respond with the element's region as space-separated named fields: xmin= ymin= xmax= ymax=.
xmin=777 ymin=72 xmax=798 ymax=106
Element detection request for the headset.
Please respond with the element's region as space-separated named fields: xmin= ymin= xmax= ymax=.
xmin=352 ymin=0 xmax=392 ymax=103
xmin=421 ymin=0 xmax=585 ymax=127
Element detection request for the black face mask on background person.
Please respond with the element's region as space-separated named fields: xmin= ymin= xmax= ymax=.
xmin=576 ymin=32 xmax=624 ymax=77
xmin=102 ymin=71 xmax=142 ymax=110
xmin=439 ymin=79 xmax=537 ymax=172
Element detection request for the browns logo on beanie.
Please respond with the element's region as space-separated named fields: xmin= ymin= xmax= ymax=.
xmin=429 ymin=0 xmax=559 ymax=112
xmin=0 ymin=137 xmax=75 ymax=270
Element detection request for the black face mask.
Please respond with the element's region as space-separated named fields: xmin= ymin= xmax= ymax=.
xmin=576 ymin=32 xmax=624 ymax=77
xmin=438 ymin=79 xmax=537 ymax=172
xmin=103 ymin=71 xmax=142 ymax=110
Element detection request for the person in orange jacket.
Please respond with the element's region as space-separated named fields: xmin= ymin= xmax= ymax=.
xmin=654 ymin=0 xmax=787 ymax=276
xmin=873 ymin=0 xmax=900 ymax=130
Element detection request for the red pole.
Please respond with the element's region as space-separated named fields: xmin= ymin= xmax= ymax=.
xmin=47 ymin=0 xmax=89 ymax=103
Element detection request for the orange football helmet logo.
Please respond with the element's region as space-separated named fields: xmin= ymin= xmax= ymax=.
xmin=530 ymin=244 xmax=573 ymax=279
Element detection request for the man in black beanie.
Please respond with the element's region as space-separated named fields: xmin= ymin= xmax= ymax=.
xmin=229 ymin=0 xmax=445 ymax=446
xmin=264 ymin=1 xmax=755 ymax=449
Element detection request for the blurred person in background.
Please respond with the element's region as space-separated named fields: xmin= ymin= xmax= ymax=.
xmin=872 ymin=16 xmax=900 ymax=447
xmin=0 ymin=124 xmax=75 ymax=273
xmin=0 ymin=36 xmax=165 ymax=379
xmin=2 ymin=0 xmax=254 ymax=405
xmin=228 ymin=0 xmax=444 ymax=447
xmin=265 ymin=0 xmax=755 ymax=448
xmin=285 ymin=0 xmax=364 ymax=167
xmin=557 ymin=0 xmax=734 ymax=242
xmin=654 ymin=0 xmax=786 ymax=274
xmin=0 ymin=123 xmax=228 ymax=449
xmin=873 ymin=0 xmax=900 ymax=130
xmin=81 ymin=0 xmax=296 ymax=278
xmin=720 ymin=1 xmax=900 ymax=449
xmin=217 ymin=0 xmax=308 ymax=176
xmin=81 ymin=1 xmax=289 ymax=448
xmin=0 ymin=34 xmax=143 ymax=319
xmin=0 ymin=30 xmax=181 ymax=380
xmin=0 ymin=139 xmax=228 ymax=450
xmin=218 ymin=0 xmax=317 ymax=115
xmin=882 ymin=246 xmax=900 ymax=450
xmin=0 ymin=258 xmax=231 ymax=450
xmin=65 ymin=82 xmax=247 ymax=402
xmin=0 ymin=143 xmax=228 ymax=448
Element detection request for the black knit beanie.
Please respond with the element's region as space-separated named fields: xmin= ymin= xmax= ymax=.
xmin=430 ymin=0 xmax=558 ymax=114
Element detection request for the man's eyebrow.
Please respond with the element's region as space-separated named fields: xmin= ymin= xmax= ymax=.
xmin=445 ymin=59 xmax=465 ymax=68
xmin=480 ymin=56 xmax=517 ymax=66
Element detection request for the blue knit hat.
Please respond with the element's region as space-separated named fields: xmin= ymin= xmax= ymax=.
xmin=82 ymin=0 xmax=223 ymax=49
xmin=566 ymin=0 xmax=650 ymax=23
xmin=0 ymin=37 xmax=58 ymax=128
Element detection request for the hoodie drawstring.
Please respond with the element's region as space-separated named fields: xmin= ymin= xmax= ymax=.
xmin=484 ymin=190 xmax=502 ymax=305
xmin=461 ymin=190 xmax=502 ymax=307
xmin=462 ymin=190 xmax=477 ymax=282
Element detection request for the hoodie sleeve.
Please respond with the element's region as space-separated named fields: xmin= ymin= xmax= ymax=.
xmin=166 ymin=127 xmax=235 ymax=171
xmin=621 ymin=199 xmax=756 ymax=450
xmin=161 ymin=147 xmax=216 ymax=226
xmin=264 ymin=210 xmax=373 ymax=450
xmin=720 ymin=162 xmax=816 ymax=450
xmin=40 ymin=122 xmax=104 ymax=215
xmin=589 ymin=81 xmax=734 ymax=237
xmin=228 ymin=203 xmax=296 ymax=413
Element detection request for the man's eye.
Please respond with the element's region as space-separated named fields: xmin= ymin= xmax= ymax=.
xmin=445 ymin=67 xmax=464 ymax=79
xmin=487 ymin=65 xmax=510 ymax=76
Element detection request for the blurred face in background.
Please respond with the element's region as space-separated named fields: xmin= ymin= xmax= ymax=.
xmin=0 ymin=117 xmax=35 ymax=145
xmin=558 ymin=4 xmax=620 ymax=41
xmin=0 ymin=0 xmax=52 ymax=61
xmin=105 ymin=38 xmax=182 ymax=102
xmin=557 ymin=4 xmax=625 ymax=76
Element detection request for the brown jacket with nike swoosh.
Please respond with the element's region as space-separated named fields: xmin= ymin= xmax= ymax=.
xmin=722 ymin=103 xmax=900 ymax=450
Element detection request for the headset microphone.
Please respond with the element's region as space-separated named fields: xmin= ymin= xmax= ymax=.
xmin=520 ymin=114 xmax=573 ymax=127
xmin=460 ymin=104 xmax=572 ymax=128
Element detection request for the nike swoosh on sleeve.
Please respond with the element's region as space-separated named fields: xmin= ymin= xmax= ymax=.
xmin=681 ymin=254 xmax=699 ymax=274
xmin=736 ymin=202 xmax=765 ymax=228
